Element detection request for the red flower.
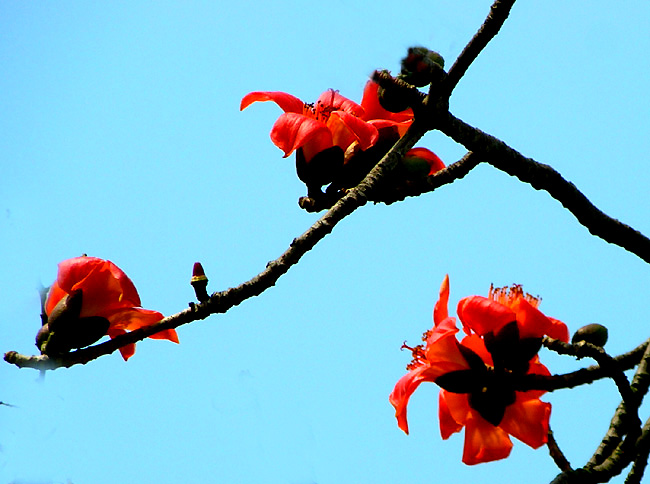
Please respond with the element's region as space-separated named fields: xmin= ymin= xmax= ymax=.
xmin=43 ymin=256 xmax=179 ymax=360
xmin=402 ymin=147 xmax=445 ymax=177
xmin=241 ymin=87 xmax=380 ymax=164
xmin=358 ymin=80 xmax=413 ymax=135
xmin=390 ymin=275 xmax=568 ymax=465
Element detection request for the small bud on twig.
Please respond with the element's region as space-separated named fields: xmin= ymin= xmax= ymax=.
xmin=571 ymin=323 xmax=609 ymax=347
xmin=191 ymin=262 xmax=210 ymax=303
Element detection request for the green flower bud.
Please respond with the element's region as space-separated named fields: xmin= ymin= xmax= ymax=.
xmin=571 ymin=323 xmax=609 ymax=347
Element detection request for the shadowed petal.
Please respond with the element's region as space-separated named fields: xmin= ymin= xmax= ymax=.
xmin=499 ymin=395 xmax=550 ymax=449
xmin=463 ymin=413 xmax=513 ymax=465
xmin=390 ymin=365 xmax=438 ymax=434
xmin=360 ymin=81 xmax=413 ymax=123
xmin=457 ymin=295 xmax=516 ymax=336
xmin=270 ymin=113 xmax=333 ymax=158
xmin=439 ymin=390 xmax=467 ymax=439
xmin=405 ymin=148 xmax=445 ymax=175
xmin=327 ymin=111 xmax=378 ymax=151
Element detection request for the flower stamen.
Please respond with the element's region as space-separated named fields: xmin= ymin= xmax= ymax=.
xmin=488 ymin=283 xmax=541 ymax=308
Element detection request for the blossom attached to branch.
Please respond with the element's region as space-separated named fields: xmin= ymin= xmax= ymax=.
xmin=37 ymin=256 xmax=178 ymax=361
xmin=390 ymin=275 xmax=569 ymax=465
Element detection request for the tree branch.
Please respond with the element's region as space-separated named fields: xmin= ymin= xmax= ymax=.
xmin=437 ymin=112 xmax=650 ymax=265
xmin=444 ymin=0 xmax=517 ymax=95
xmin=5 ymin=124 xmax=427 ymax=370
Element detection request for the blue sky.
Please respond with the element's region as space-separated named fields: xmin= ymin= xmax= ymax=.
xmin=2 ymin=2 xmax=650 ymax=483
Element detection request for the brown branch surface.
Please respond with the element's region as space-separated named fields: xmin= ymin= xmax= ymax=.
xmin=437 ymin=112 xmax=650 ymax=265
xmin=444 ymin=0 xmax=517 ymax=95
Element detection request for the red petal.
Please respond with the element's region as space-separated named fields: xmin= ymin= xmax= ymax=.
xmin=439 ymin=390 xmax=466 ymax=439
xmin=459 ymin=334 xmax=494 ymax=367
xmin=360 ymin=81 xmax=414 ymax=124
xmin=240 ymin=91 xmax=304 ymax=113
xmin=44 ymin=281 xmax=67 ymax=315
xmin=327 ymin=111 xmax=378 ymax=151
xmin=54 ymin=257 xmax=141 ymax=318
xmin=457 ymin=296 xmax=515 ymax=336
xmin=270 ymin=112 xmax=332 ymax=158
xmin=462 ymin=413 xmax=513 ymax=465
xmin=405 ymin=147 xmax=445 ymax=175
xmin=106 ymin=307 xmax=165 ymax=333
xmin=548 ymin=317 xmax=570 ymax=343
xmin=521 ymin=357 xmax=551 ymax=399
xmin=148 ymin=328 xmax=180 ymax=344
xmin=441 ymin=390 xmax=472 ymax=429
xmin=425 ymin=318 xmax=470 ymax=372
xmin=107 ymin=328 xmax=136 ymax=361
xmin=433 ymin=274 xmax=449 ymax=325
xmin=390 ymin=365 xmax=437 ymax=434
xmin=499 ymin=395 xmax=550 ymax=449
xmin=316 ymin=89 xmax=364 ymax=117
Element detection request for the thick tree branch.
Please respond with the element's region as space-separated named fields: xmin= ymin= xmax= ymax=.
xmin=516 ymin=339 xmax=650 ymax=393
xmin=437 ymin=112 xmax=650 ymax=265
xmin=444 ymin=0 xmax=517 ymax=95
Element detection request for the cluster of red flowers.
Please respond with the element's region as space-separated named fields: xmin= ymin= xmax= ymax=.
xmin=390 ymin=275 xmax=569 ymax=465
xmin=34 ymin=78 xmax=567 ymax=470
xmin=241 ymin=81 xmax=444 ymax=196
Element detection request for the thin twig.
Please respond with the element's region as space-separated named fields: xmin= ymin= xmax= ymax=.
xmin=5 ymin=124 xmax=427 ymax=370
xmin=625 ymin=417 xmax=650 ymax=484
xmin=548 ymin=426 xmax=573 ymax=472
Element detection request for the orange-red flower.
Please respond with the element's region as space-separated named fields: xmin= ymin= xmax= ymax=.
xmin=390 ymin=275 xmax=568 ymax=465
xmin=41 ymin=256 xmax=179 ymax=360
xmin=240 ymin=87 xmax=380 ymax=164
xmin=242 ymin=81 xmax=445 ymax=196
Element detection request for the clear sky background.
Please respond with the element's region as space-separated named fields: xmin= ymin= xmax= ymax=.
xmin=1 ymin=2 xmax=649 ymax=483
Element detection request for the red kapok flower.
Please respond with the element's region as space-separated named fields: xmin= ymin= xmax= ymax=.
xmin=390 ymin=275 xmax=568 ymax=465
xmin=43 ymin=256 xmax=179 ymax=360
xmin=241 ymin=88 xmax=379 ymax=164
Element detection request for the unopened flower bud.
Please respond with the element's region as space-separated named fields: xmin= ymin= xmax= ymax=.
xmin=191 ymin=262 xmax=210 ymax=303
xmin=571 ymin=323 xmax=608 ymax=347
xmin=377 ymin=84 xmax=411 ymax=113
xmin=400 ymin=47 xmax=445 ymax=87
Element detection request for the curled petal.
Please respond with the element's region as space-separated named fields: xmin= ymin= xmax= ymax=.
xmin=548 ymin=317 xmax=570 ymax=343
xmin=106 ymin=307 xmax=165 ymax=334
xmin=439 ymin=390 xmax=467 ymax=439
xmin=433 ymin=274 xmax=450 ymax=325
xmin=457 ymin=296 xmax=515 ymax=336
xmin=270 ymin=113 xmax=332 ymax=158
xmin=405 ymin=148 xmax=445 ymax=175
xmin=390 ymin=365 xmax=438 ymax=434
xmin=240 ymin=91 xmax=304 ymax=114
xmin=327 ymin=111 xmax=378 ymax=151
xmin=463 ymin=413 xmax=513 ymax=465
xmin=499 ymin=395 xmax=550 ymax=449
